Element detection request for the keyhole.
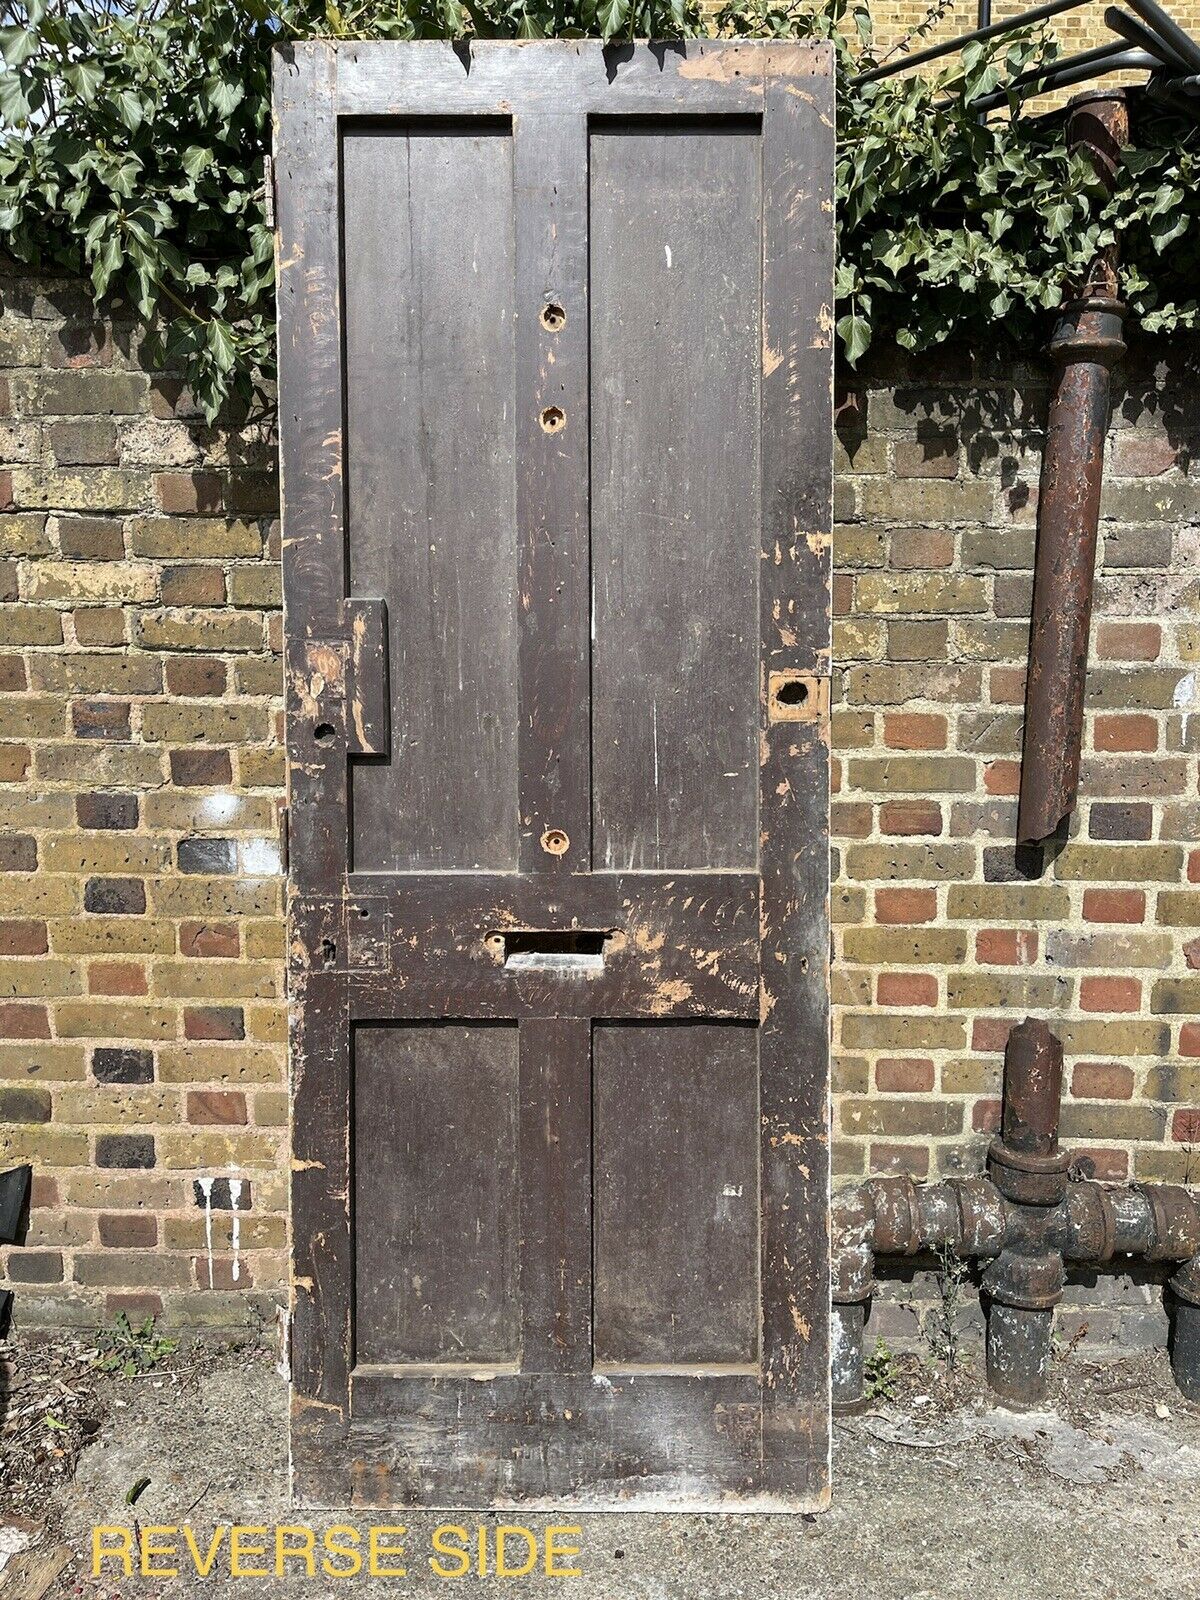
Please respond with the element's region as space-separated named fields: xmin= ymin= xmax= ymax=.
xmin=540 ymin=302 xmax=566 ymax=332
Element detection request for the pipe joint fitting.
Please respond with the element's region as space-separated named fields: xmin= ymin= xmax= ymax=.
xmin=951 ymin=1175 xmax=1007 ymax=1259
xmin=866 ymin=1175 xmax=922 ymax=1256
xmin=1136 ymin=1183 xmax=1200 ymax=1263
xmin=1169 ymin=1254 xmax=1200 ymax=1308
xmin=832 ymin=1242 xmax=874 ymax=1305
xmin=988 ymin=1137 xmax=1072 ymax=1208
xmin=1047 ymin=299 xmax=1126 ymax=367
xmin=982 ymin=1246 xmax=1065 ymax=1312
xmin=1065 ymin=1180 xmax=1117 ymax=1263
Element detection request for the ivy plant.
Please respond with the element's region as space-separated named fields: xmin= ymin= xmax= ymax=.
xmin=0 ymin=0 xmax=1197 ymax=418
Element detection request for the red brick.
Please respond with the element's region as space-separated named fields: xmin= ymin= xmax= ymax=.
xmin=186 ymin=1089 xmax=247 ymax=1125
xmin=0 ymin=1003 xmax=50 ymax=1038
xmin=989 ymin=666 xmax=1026 ymax=704
xmin=194 ymin=1256 xmax=254 ymax=1290
xmin=1080 ymin=976 xmax=1142 ymax=1013
xmin=972 ymin=1017 xmax=1011 ymax=1052
xmin=99 ymin=1213 xmax=158 ymax=1249
xmin=1074 ymin=1147 xmax=1129 ymax=1181
xmin=1071 ymin=1062 xmax=1134 ymax=1100
xmin=879 ymin=800 xmax=943 ymax=836
xmin=875 ymin=887 xmax=937 ymax=924
xmin=1185 ymin=936 xmax=1200 ymax=972
xmin=832 ymin=573 xmax=853 ymax=616
xmin=868 ymin=1144 xmax=929 ymax=1178
xmin=1181 ymin=1024 xmax=1200 ymax=1057
xmin=1093 ymin=713 xmax=1157 ymax=753
xmin=183 ymin=1006 xmax=245 ymax=1041
xmin=105 ymin=1292 xmax=162 ymax=1321
xmin=1171 ymin=1109 xmax=1200 ymax=1144
xmin=983 ymin=760 xmax=1020 ymax=796
xmin=1082 ymin=889 xmax=1145 ymax=924
xmin=877 ymin=972 xmax=938 ymax=1007
xmin=179 ymin=921 xmax=240 ymax=959
xmin=153 ymin=471 xmax=223 ymax=514
xmin=972 ymin=1098 xmax=1002 ymax=1133
xmin=1110 ymin=434 xmax=1177 ymax=476
xmin=890 ymin=527 xmax=955 ymax=565
xmin=1189 ymin=850 xmax=1200 ymax=884
xmin=883 ymin=713 xmax=946 ymax=751
xmin=1095 ymin=621 xmax=1161 ymax=662
xmin=0 ymin=919 xmax=47 ymax=956
xmin=89 ymin=961 xmax=148 ymax=997
xmin=875 ymin=1057 xmax=935 ymax=1092
xmin=975 ymin=928 xmax=1037 ymax=965
xmin=0 ymin=746 xmax=30 ymax=783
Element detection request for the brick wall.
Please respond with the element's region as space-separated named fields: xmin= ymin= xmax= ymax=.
xmin=868 ymin=0 xmax=1200 ymax=75
xmin=0 ymin=258 xmax=1197 ymax=1339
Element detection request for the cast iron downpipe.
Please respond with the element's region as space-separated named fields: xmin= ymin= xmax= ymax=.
xmin=1018 ymin=91 xmax=1129 ymax=845
xmin=832 ymin=1018 xmax=1200 ymax=1410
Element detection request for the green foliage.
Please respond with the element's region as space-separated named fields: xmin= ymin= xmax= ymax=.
xmin=864 ymin=1336 xmax=898 ymax=1402
xmin=721 ymin=0 xmax=1200 ymax=365
xmin=0 ymin=0 xmax=1198 ymax=416
xmin=93 ymin=1312 xmax=178 ymax=1378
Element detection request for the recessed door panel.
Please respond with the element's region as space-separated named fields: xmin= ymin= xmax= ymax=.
xmin=354 ymin=1023 xmax=519 ymax=1365
xmin=591 ymin=124 xmax=761 ymax=872
xmin=593 ymin=1022 xmax=759 ymax=1365
xmin=344 ymin=127 xmax=519 ymax=873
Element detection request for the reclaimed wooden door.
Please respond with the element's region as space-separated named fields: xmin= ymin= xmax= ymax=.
xmin=276 ymin=38 xmax=833 ymax=1510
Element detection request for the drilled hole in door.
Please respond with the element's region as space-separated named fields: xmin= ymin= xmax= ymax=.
xmin=540 ymin=302 xmax=566 ymax=332
xmin=775 ymin=680 xmax=809 ymax=707
xmin=313 ymin=722 xmax=336 ymax=743
xmin=540 ymin=406 xmax=565 ymax=434
xmin=540 ymin=827 xmax=570 ymax=856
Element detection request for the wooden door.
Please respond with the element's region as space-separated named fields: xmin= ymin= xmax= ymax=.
xmin=276 ymin=38 xmax=833 ymax=1511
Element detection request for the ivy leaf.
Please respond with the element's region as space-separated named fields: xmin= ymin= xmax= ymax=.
xmin=596 ymin=0 xmax=629 ymax=40
xmin=836 ymin=311 xmax=871 ymax=363
xmin=206 ymin=317 xmax=237 ymax=375
xmin=1045 ymin=202 xmax=1072 ymax=239
xmin=64 ymin=61 xmax=104 ymax=102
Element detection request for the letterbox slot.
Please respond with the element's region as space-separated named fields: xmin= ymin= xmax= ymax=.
xmin=501 ymin=930 xmax=609 ymax=973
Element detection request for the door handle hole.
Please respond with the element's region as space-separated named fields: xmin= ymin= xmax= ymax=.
xmin=775 ymin=679 xmax=809 ymax=707
xmin=493 ymin=929 xmax=609 ymax=973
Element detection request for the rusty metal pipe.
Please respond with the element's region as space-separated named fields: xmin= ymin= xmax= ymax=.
xmin=1170 ymin=1257 xmax=1200 ymax=1400
xmin=831 ymin=1014 xmax=1200 ymax=1408
xmin=1018 ymin=91 xmax=1129 ymax=845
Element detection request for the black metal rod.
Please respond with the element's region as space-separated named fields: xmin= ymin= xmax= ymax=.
xmin=1105 ymin=5 xmax=1193 ymax=70
xmin=1124 ymin=0 xmax=1200 ymax=71
xmin=855 ymin=0 xmax=1091 ymax=84
xmin=972 ymin=48 xmax=1155 ymax=110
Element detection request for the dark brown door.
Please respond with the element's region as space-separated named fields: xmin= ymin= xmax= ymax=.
xmin=276 ymin=38 xmax=833 ymax=1510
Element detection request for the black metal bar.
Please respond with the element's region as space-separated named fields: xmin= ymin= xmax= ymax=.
xmin=855 ymin=0 xmax=1091 ymax=84
xmin=1105 ymin=5 xmax=1193 ymax=69
xmin=1124 ymin=0 xmax=1200 ymax=70
xmin=973 ymin=49 xmax=1154 ymax=110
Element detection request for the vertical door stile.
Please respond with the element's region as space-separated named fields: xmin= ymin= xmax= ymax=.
xmin=758 ymin=52 xmax=835 ymax=1494
xmin=513 ymin=112 xmax=595 ymax=1375
xmin=275 ymin=38 xmax=354 ymax=1469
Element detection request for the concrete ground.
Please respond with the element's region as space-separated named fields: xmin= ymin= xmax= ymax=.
xmin=4 ymin=1338 xmax=1200 ymax=1600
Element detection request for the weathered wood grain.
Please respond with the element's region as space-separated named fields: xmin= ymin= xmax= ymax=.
xmin=279 ymin=37 xmax=833 ymax=1510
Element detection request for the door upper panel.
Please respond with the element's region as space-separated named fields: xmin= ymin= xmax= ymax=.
xmin=590 ymin=123 xmax=761 ymax=872
xmin=344 ymin=127 xmax=519 ymax=873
